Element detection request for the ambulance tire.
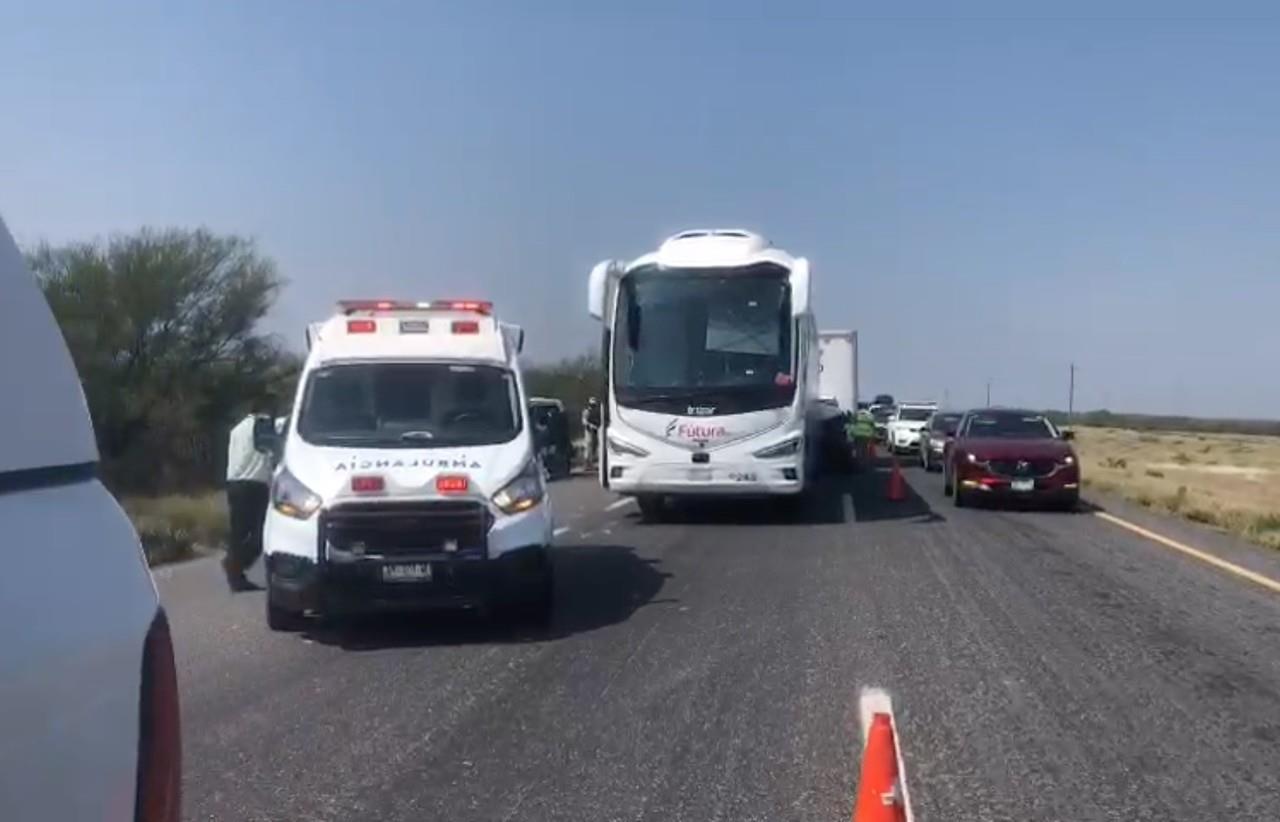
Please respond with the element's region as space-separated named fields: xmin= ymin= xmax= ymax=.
xmin=500 ymin=548 xmax=555 ymax=627
xmin=266 ymin=598 xmax=306 ymax=632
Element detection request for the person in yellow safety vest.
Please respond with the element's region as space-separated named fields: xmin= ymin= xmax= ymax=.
xmin=848 ymin=409 xmax=877 ymax=463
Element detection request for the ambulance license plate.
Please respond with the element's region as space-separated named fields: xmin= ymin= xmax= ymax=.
xmin=382 ymin=563 xmax=433 ymax=582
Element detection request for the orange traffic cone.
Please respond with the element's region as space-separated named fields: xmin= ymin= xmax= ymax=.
xmin=886 ymin=459 xmax=906 ymax=502
xmin=853 ymin=713 xmax=907 ymax=822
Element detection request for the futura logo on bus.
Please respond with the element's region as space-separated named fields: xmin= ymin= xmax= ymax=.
xmin=665 ymin=419 xmax=729 ymax=442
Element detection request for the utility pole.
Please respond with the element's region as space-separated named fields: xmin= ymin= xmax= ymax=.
xmin=986 ymin=380 xmax=991 ymax=406
xmin=1068 ymin=363 xmax=1076 ymax=423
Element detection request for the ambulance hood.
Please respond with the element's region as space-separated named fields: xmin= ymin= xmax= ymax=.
xmin=284 ymin=434 xmax=532 ymax=504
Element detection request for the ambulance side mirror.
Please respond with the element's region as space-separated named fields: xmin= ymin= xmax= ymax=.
xmin=252 ymin=415 xmax=279 ymax=456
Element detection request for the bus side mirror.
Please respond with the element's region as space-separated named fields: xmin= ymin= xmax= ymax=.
xmin=588 ymin=259 xmax=624 ymax=320
xmin=790 ymin=257 xmax=811 ymax=316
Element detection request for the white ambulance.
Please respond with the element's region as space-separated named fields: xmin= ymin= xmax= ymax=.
xmin=261 ymin=300 xmax=554 ymax=629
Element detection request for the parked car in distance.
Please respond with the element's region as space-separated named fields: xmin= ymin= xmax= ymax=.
xmin=920 ymin=410 xmax=964 ymax=471
xmin=530 ymin=397 xmax=572 ymax=479
xmin=943 ymin=408 xmax=1079 ymax=510
xmin=870 ymin=404 xmax=896 ymax=441
xmin=886 ymin=401 xmax=938 ymax=454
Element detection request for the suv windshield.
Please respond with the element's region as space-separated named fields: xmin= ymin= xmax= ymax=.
xmin=930 ymin=413 xmax=963 ymax=433
xmin=612 ymin=264 xmax=793 ymax=414
xmin=964 ymin=412 xmax=1056 ymax=439
xmin=897 ymin=407 xmax=934 ymax=422
xmin=298 ymin=362 xmax=520 ymax=448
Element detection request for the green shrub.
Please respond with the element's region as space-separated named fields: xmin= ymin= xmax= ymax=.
xmin=1171 ymin=452 xmax=1192 ymax=465
xmin=1145 ymin=469 xmax=1165 ymax=479
xmin=123 ymin=493 xmax=227 ymax=565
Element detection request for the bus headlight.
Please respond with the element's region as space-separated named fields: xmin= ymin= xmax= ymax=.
xmin=272 ymin=468 xmax=322 ymax=520
xmin=754 ymin=436 xmax=802 ymax=459
xmin=492 ymin=459 xmax=545 ymax=515
xmin=607 ymin=432 xmax=649 ymax=458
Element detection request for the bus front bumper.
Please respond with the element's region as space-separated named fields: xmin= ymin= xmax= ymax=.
xmin=608 ymin=460 xmax=805 ymax=497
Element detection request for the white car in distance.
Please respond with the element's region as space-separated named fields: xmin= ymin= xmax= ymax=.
xmin=886 ymin=402 xmax=939 ymax=455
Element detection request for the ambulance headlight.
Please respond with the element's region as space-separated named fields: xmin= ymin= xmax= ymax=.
xmin=272 ymin=468 xmax=322 ymax=520
xmin=493 ymin=459 xmax=545 ymax=515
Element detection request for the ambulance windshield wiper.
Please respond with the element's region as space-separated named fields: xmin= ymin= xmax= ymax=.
xmin=399 ymin=430 xmax=436 ymax=442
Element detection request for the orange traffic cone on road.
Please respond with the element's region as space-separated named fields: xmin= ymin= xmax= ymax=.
xmin=853 ymin=713 xmax=907 ymax=822
xmin=886 ymin=459 xmax=906 ymax=502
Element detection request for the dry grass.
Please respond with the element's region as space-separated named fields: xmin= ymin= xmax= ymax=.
xmin=123 ymin=492 xmax=228 ymax=565
xmin=1074 ymin=427 xmax=1280 ymax=550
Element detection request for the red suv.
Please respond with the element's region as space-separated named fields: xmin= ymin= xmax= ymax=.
xmin=944 ymin=409 xmax=1079 ymax=510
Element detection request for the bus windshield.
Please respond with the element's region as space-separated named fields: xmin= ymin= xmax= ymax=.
xmin=612 ymin=264 xmax=794 ymax=414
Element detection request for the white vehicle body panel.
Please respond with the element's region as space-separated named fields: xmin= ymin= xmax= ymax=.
xmin=817 ymin=330 xmax=858 ymax=413
xmin=590 ymin=229 xmax=820 ymax=498
xmin=0 ymin=216 xmax=160 ymax=820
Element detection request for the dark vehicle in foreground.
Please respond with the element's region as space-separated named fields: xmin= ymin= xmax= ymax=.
xmin=944 ymin=409 xmax=1079 ymax=510
xmin=529 ymin=398 xmax=572 ymax=479
xmin=920 ymin=411 xmax=963 ymax=471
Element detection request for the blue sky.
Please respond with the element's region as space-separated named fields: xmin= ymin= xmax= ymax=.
xmin=3 ymin=1 xmax=1279 ymax=417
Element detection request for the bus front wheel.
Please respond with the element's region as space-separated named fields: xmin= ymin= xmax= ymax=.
xmin=636 ymin=495 xmax=665 ymax=522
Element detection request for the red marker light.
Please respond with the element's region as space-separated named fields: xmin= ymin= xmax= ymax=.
xmin=436 ymin=475 xmax=469 ymax=494
xmin=347 ymin=319 xmax=377 ymax=334
xmin=429 ymin=300 xmax=492 ymax=315
xmin=351 ymin=475 xmax=385 ymax=493
xmin=452 ymin=320 xmax=480 ymax=334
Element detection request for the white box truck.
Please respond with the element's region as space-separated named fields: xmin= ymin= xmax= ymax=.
xmin=817 ymin=330 xmax=858 ymax=414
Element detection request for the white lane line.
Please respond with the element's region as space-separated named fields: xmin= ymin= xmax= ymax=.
xmin=553 ymin=527 xmax=571 ymax=537
xmin=1094 ymin=511 xmax=1280 ymax=595
xmin=605 ymin=497 xmax=636 ymax=512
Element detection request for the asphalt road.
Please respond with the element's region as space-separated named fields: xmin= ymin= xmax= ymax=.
xmin=161 ymin=462 xmax=1280 ymax=821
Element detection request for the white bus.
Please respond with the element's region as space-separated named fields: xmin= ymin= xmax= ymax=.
xmin=587 ymin=229 xmax=824 ymax=520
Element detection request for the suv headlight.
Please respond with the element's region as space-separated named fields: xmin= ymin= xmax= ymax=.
xmin=607 ymin=432 xmax=649 ymax=458
xmin=272 ymin=467 xmax=322 ymax=520
xmin=754 ymin=435 xmax=801 ymax=459
xmin=492 ymin=458 xmax=545 ymax=515
xmin=1061 ymin=454 xmax=1076 ymax=466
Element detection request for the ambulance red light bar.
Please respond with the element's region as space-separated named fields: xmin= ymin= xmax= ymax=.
xmin=451 ymin=320 xmax=480 ymax=334
xmin=338 ymin=299 xmax=492 ymax=315
xmin=429 ymin=300 xmax=492 ymax=315
xmin=346 ymin=319 xmax=377 ymax=334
